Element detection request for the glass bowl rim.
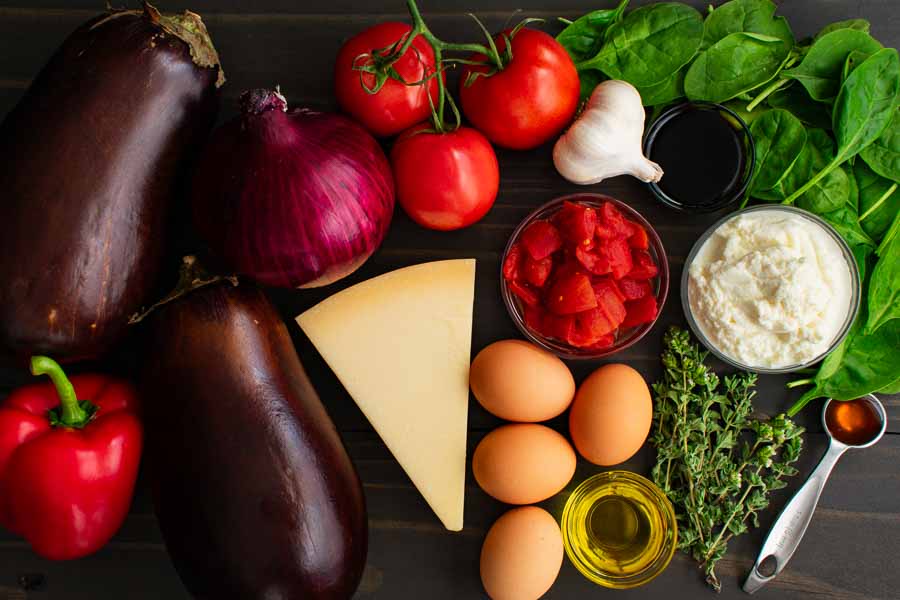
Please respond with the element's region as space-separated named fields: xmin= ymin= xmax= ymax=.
xmin=500 ymin=193 xmax=669 ymax=360
xmin=643 ymin=101 xmax=756 ymax=213
xmin=680 ymin=204 xmax=862 ymax=374
xmin=561 ymin=470 xmax=678 ymax=589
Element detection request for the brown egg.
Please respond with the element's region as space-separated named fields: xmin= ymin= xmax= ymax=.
xmin=569 ymin=363 xmax=652 ymax=466
xmin=472 ymin=424 xmax=576 ymax=504
xmin=469 ymin=339 xmax=575 ymax=422
xmin=480 ymin=506 xmax=563 ymax=600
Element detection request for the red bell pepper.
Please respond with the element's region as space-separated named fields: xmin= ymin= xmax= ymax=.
xmin=0 ymin=356 xmax=142 ymax=560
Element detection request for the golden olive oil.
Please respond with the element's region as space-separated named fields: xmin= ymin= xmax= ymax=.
xmin=562 ymin=471 xmax=677 ymax=589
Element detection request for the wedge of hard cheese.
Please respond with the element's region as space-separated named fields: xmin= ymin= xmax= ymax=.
xmin=297 ymin=259 xmax=476 ymax=531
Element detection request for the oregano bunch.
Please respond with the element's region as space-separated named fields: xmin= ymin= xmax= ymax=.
xmin=649 ymin=327 xmax=804 ymax=592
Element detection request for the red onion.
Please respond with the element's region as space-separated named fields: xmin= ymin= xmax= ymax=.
xmin=191 ymin=88 xmax=395 ymax=288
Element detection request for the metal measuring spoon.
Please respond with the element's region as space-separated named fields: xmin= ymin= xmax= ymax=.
xmin=743 ymin=394 xmax=887 ymax=594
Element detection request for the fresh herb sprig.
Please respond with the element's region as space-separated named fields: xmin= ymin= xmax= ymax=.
xmin=650 ymin=327 xmax=804 ymax=592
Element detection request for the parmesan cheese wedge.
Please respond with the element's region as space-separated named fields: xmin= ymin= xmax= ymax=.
xmin=297 ymin=259 xmax=476 ymax=531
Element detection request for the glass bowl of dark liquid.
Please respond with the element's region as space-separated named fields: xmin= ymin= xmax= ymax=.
xmin=643 ymin=102 xmax=755 ymax=212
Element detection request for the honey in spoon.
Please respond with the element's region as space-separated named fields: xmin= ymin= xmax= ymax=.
xmin=825 ymin=396 xmax=883 ymax=446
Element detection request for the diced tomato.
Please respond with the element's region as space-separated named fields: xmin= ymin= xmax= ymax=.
xmin=572 ymin=307 xmax=618 ymax=347
xmin=546 ymin=272 xmax=597 ymax=315
xmin=552 ymin=255 xmax=586 ymax=281
xmin=592 ymin=277 xmax=625 ymax=303
xmin=509 ymin=280 xmax=541 ymax=307
xmin=627 ymin=221 xmax=650 ymax=250
xmin=520 ymin=220 xmax=563 ymax=260
xmin=595 ymin=222 xmax=616 ymax=240
xmin=617 ymin=277 xmax=651 ymax=300
xmin=621 ymin=295 xmax=658 ymax=329
xmin=544 ymin=312 xmax=576 ymax=341
xmin=598 ymin=237 xmax=633 ymax=279
xmin=592 ymin=278 xmax=627 ymax=328
xmin=628 ymin=250 xmax=659 ymax=280
xmin=600 ymin=202 xmax=635 ymax=238
xmin=586 ymin=333 xmax=615 ymax=350
xmin=575 ymin=245 xmax=611 ymax=276
xmin=503 ymin=243 xmax=523 ymax=281
xmin=554 ymin=202 xmax=597 ymax=247
xmin=523 ymin=255 xmax=553 ymax=287
xmin=523 ymin=303 xmax=546 ymax=332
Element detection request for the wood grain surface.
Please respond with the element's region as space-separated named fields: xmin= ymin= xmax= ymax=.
xmin=0 ymin=1 xmax=898 ymax=599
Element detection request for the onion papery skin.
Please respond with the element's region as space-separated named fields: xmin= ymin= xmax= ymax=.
xmin=191 ymin=90 xmax=395 ymax=288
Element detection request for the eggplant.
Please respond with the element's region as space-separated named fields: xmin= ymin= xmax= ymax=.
xmin=140 ymin=279 xmax=368 ymax=600
xmin=0 ymin=3 xmax=222 ymax=361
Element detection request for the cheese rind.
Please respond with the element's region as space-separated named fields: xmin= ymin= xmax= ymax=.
xmin=297 ymin=259 xmax=476 ymax=531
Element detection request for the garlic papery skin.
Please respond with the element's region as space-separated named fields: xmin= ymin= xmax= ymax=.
xmin=553 ymin=80 xmax=663 ymax=185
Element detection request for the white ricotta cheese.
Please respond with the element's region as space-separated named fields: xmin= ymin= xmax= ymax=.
xmin=688 ymin=209 xmax=854 ymax=369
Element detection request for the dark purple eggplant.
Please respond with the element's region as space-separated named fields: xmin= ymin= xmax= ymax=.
xmin=140 ymin=277 xmax=367 ymax=600
xmin=0 ymin=3 xmax=222 ymax=361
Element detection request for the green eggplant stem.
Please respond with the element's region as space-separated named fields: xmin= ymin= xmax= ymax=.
xmin=30 ymin=355 xmax=88 ymax=427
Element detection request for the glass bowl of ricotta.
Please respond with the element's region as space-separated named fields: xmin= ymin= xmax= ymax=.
xmin=681 ymin=205 xmax=861 ymax=374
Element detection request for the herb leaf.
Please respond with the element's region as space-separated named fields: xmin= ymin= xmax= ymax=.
xmin=652 ymin=327 xmax=804 ymax=591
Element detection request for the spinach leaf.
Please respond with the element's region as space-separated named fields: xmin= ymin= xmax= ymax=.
xmin=700 ymin=0 xmax=793 ymax=50
xmin=843 ymin=49 xmax=872 ymax=81
xmin=767 ymin=84 xmax=833 ymax=129
xmin=846 ymin=160 xmax=860 ymax=211
xmin=781 ymin=29 xmax=882 ymax=102
xmin=814 ymin=18 xmax=871 ymax=41
xmin=822 ymin=316 xmax=900 ymax=400
xmin=576 ymin=69 xmax=605 ymax=105
xmin=582 ymin=3 xmax=703 ymax=88
xmin=820 ymin=204 xmax=876 ymax=253
xmin=557 ymin=0 xmax=629 ymax=63
xmin=788 ymin=310 xmax=900 ymax=415
xmin=636 ymin=67 xmax=686 ymax=106
xmin=865 ymin=211 xmax=900 ymax=333
xmin=759 ymin=129 xmax=851 ymax=213
xmin=684 ymin=32 xmax=790 ymax=103
xmin=879 ymin=380 xmax=900 ymax=394
xmin=855 ymin=161 xmax=900 ymax=239
xmin=783 ymin=48 xmax=900 ymax=206
xmin=750 ymin=109 xmax=807 ymax=193
xmin=833 ymin=49 xmax=900 ymax=161
xmin=860 ymin=112 xmax=900 ymax=182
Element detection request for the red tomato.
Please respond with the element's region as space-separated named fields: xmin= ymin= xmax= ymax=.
xmin=459 ymin=28 xmax=580 ymax=150
xmin=391 ymin=124 xmax=499 ymax=231
xmin=335 ymin=22 xmax=439 ymax=137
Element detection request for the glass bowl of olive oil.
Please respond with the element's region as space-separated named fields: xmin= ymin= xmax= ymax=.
xmin=562 ymin=471 xmax=677 ymax=589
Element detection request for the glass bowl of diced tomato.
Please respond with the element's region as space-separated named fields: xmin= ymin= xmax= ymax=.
xmin=501 ymin=194 xmax=668 ymax=360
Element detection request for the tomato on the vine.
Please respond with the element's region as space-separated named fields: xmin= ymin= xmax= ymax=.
xmin=391 ymin=124 xmax=499 ymax=231
xmin=459 ymin=28 xmax=580 ymax=150
xmin=335 ymin=22 xmax=439 ymax=137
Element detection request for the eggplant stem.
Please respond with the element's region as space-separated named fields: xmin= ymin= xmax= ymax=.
xmin=128 ymin=256 xmax=238 ymax=325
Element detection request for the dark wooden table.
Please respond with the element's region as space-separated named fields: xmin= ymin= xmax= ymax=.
xmin=0 ymin=1 xmax=898 ymax=599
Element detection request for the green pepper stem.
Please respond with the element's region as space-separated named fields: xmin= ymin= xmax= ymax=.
xmin=30 ymin=356 xmax=87 ymax=426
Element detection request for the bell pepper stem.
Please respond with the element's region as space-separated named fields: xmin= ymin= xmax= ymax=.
xmin=30 ymin=356 xmax=88 ymax=426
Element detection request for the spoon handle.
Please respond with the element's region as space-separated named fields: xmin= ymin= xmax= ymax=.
xmin=743 ymin=441 xmax=847 ymax=594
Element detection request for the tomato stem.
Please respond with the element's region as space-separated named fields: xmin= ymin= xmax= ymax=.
xmin=353 ymin=0 xmax=510 ymax=132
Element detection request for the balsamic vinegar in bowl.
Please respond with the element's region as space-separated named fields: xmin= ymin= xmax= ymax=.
xmin=643 ymin=103 xmax=755 ymax=213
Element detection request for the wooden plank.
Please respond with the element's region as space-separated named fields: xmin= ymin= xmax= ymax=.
xmin=0 ymin=0 xmax=897 ymax=598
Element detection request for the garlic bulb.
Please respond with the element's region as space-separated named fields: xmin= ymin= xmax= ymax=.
xmin=553 ymin=80 xmax=663 ymax=185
